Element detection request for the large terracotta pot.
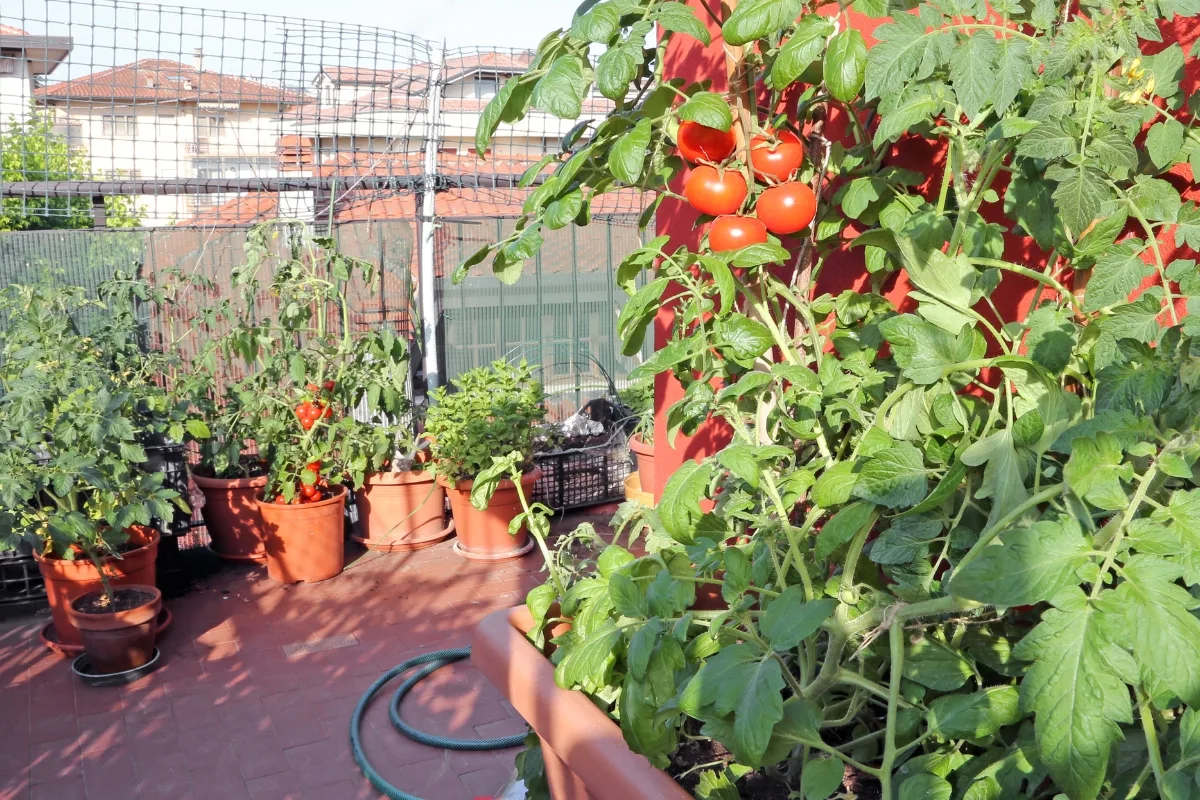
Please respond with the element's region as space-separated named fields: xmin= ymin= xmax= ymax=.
xmin=629 ymin=434 xmax=656 ymax=496
xmin=66 ymin=584 xmax=162 ymax=674
xmin=353 ymin=470 xmax=450 ymax=551
xmin=255 ymin=486 xmax=347 ymax=583
xmin=193 ymin=472 xmax=268 ymax=562
xmin=33 ymin=526 xmax=160 ymax=649
xmin=439 ymin=469 xmax=540 ymax=562
xmin=472 ymin=606 xmax=690 ymax=800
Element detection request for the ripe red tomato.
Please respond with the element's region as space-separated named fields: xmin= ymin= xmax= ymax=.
xmin=323 ymin=380 xmax=336 ymax=392
xmin=709 ymin=216 xmax=768 ymax=252
xmin=749 ymin=130 xmax=804 ymax=183
xmin=684 ymin=166 xmax=748 ymax=217
xmin=306 ymin=383 xmax=319 ymax=393
xmin=275 ymin=494 xmax=287 ymax=505
xmin=676 ymin=120 xmax=737 ymax=164
xmin=300 ymin=483 xmax=320 ymax=499
xmin=322 ymin=406 xmax=332 ymax=419
xmin=306 ymin=460 xmax=321 ymax=473
xmin=756 ymin=182 xmax=817 ymax=235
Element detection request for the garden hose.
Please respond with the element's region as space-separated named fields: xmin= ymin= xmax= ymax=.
xmin=351 ymin=647 xmax=526 ymax=800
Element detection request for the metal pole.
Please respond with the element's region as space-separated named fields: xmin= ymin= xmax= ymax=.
xmin=418 ymin=45 xmax=445 ymax=391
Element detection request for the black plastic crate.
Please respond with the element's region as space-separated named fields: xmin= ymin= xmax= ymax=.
xmin=0 ymin=545 xmax=47 ymax=614
xmin=533 ymin=428 xmax=632 ymax=511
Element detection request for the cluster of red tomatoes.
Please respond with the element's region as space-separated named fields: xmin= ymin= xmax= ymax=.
xmin=274 ymin=461 xmax=330 ymax=505
xmin=294 ymin=381 xmax=336 ymax=431
xmin=677 ymin=120 xmax=817 ymax=252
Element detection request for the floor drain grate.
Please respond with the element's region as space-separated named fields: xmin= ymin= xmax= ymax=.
xmin=281 ymin=633 xmax=359 ymax=658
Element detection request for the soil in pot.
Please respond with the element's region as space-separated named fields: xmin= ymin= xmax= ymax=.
xmin=255 ymin=485 xmax=347 ymax=583
xmin=66 ymin=585 xmax=162 ymax=674
xmin=33 ymin=526 xmax=160 ymax=649
xmin=440 ymin=469 xmax=540 ymax=562
xmin=193 ymin=471 xmax=269 ymax=562
xmin=353 ymin=471 xmax=450 ymax=551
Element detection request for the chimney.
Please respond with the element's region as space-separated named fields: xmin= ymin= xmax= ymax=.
xmin=193 ymin=47 xmax=203 ymax=72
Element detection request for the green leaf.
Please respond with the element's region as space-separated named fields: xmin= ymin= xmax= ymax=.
xmin=866 ymin=12 xmax=950 ymax=100
xmin=873 ymin=86 xmax=939 ymax=147
xmin=1004 ymin=173 xmax=1056 ymax=249
xmin=812 ymin=461 xmax=859 ymax=507
xmin=870 ymin=516 xmax=941 ymax=565
xmin=677 ymin=91 xmax=733 ymax=131
xmin=769 ymin=16 xmax=833 ymax=89
xmin=1011 ymin=589 xmax=1132 ymax=800
xmin=759 ymin=588 xmax=837 ymax=650
xmin=1053 ymin=165 xmax=1111 ymax=236
xmin=475 ymin=76 xmax=534 ymax=153
xmin=619 ymin=673 xmax=675 ymax=768
xmin=702 ymin=255 xmax=735 ymax=311
xmin=658 ymin=460 xmax=714 ymax=543
xmin=802 ymin=757 xmax=845 ymax=800
xmin=948 ymin=520 xmax=1091 ymax=606
xmin=609 ymin=572 xmax=649 ymax=618
xmin=992 ymin=38 xmax=1031 ymax=116
xmin=824 ymin=29 xmax=867 ymax=103
xmin=815 ymin=501 xmax=876 ymax=560
xmin=879 ymin=314 xmax=984 ymax=385
xmin=1024 ymin=304 xmax=1076 ymax=373
xmin=730 ymin=242 xmax=790 ymax=267
xmin=616 ymin=277 xmax=668 ymax=356
xmin=608 ymin=118 xmax=652 ymax=184
xmin=852 ymin=442 xmax=928 ymax=509
xmin=1088 ymin=128 xmax=1137 ymax=176
xmin=1116 ymin=556 xmax=1200 ymax=705
xmin=949 ymin=33 xmax=997 ymax=120
xmin=899 ymin=774 xmax=953 ymax=800
xmin=184 ymin=418 xmax=211 ymax=440
xmin=927 ymin=686 xmax=1022 ymax=740
xmin=721 ymin=0 xmax=801 ymax=46
xmin=596 ymin=40 xmax=641 ymax=100
xmin=718 ymin=315 xmax=774 ymax=363
xmin=555 ymin=623 xmax=622 ymax=688
xmin=1128 ymin=175 xmax=1182 ymax=223
xmin=544 ymin=189 xmax=584 ymax=230
xmin=532 ymin=55 xmax=591 ymax=119
xmin=1015 ymin=119 xmax=1075 ymax=160
xmin=903 ymin=638 xmax=972 ymax=691
xmin=1063 ymin=433 xmax=1129 ymax=511
xmin=680 ymin=642 xmax=762 ymax=716
xmin=734 ymin=656 xmax=786 ymax=766
xmin=1084 ymin=239 xmax=1151 ymax=312
xmin=570 ymin=2 xmax=620 ymax=42
xmin=654 ymin=2 xmax=711 ymax=45
xmin=1147 ymin=118 xmax=1186 ymax=169
xmin=900 ymin=461 xmax=967 ymax=518
xmin=1174 ymin=203 xmax=1200 ymax=250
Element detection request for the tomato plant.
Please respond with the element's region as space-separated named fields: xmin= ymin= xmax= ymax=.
xmin=465 ymin=1 xmax=1200 ymax=799
xmin=709 ymin=215 xmax=768 ymax=252
xmin=210 ymin=221 xmax=414 ymax=502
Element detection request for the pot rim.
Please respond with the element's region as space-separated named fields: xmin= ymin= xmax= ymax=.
xmin=66 ymin=583 xmax=162 ymax=630
xmin=193 ymin=471 xmax=269 ymax=489
xmin=254 ymin=483 xmax=348 ymax=510
xmin=629 ymin=433 xmax=655 ymax=454
xmin=31 ymin=525 xmax=161 ymax=565
xmin=361 ymin=469 xmax=438 ymax=487
xmin=437 ymin=467 xmax=542 ymax=492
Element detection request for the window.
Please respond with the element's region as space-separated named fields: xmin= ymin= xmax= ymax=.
xmin=101 ymin=115 xmax=137 ymax=137
xmin=474 ymin=76 xmax=499 ymax=99
xmin=194 ymin=157 xmax=277 ymax=179
xmin=195 ymin=115 xmax=225 ymax=139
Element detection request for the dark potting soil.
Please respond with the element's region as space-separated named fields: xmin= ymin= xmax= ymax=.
xmin=73 ymin=587 xmax=156 ymax=615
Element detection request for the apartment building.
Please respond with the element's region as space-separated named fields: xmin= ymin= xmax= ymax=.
xmin=35 ymin=56 xmax=304 ymax=224
xmin=0 ymin=24 xmax=72 ymax=124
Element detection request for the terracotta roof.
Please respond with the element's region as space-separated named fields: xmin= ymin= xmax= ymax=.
xmin=35 ymin=59 xmax=307 ymax=104
xmin=319 ymin=67 xmax=404 ymax=86
xmin=286 ymin=88 xmax=612 ymax=122
xmin=0 ymin=24 xmax=30 ymax=35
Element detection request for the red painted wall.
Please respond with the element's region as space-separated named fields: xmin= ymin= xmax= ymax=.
xmin=649 ymin=2 xmax=1200 ymax=499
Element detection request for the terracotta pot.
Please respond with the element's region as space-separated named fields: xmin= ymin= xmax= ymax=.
xmin=66 ymin=584 xmax=162 ymax=674
xmin=353 ymin=470 xmax=450 ymax=551
xmin=255 ymin=486 xmax=347 ymax=583
xmin=439 ymin=469 xmax=541 ymax=562
xmin=193 ymin=472 xmax=269 ymax=562
xmin=33 ymin=526 xmax=160 ymax=649
xmin=629 ymin=434 xmax=656 ymax=496
xmin=472 ymin=606 xmax=690 ymax=800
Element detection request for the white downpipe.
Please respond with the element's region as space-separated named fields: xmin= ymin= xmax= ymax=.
xmin=418 ymin=45 xmax=444 ymax=391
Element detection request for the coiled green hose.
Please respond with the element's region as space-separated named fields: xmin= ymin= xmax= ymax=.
xmin=350 ymin=647 xmax=526 ymax=800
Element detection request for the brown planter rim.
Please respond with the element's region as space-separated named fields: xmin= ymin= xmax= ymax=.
xmin=32 ymin=525 xmax=160 ymax=570
xmin=253 ymin=483 xmax=348 ymax=509
xmin=362 ymin=469 xmax=438 ymax=486
xmin=192 ymin=472 xmax=269 ymax=490
xmin=436 ymin=467 xmax=542 ymax=492
xmin=67 ymin=584 xmax=162 ymax=631
xmin=472 ymin=605 xmax=690 ymax=800
xmin=628 ymin=433 xmax=655 ymax=456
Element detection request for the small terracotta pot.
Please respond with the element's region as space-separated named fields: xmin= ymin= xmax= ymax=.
xmin=439 ymin=469 xmax=541 ymax=562
xmin=33 ymin=526 xmax=160 ymax=649
xmin=472 ymin=606 xmax=690 ymax=800
xmin=66 ymin=584 xmax=162 ymax=674
xmin=193 ymin=472 xmax=268 ymax=562
xmin=353 ymin=470 xmax=450 ymax=551
xmin=255 ymin=486 xmax=347 ymax=583
xmin=629 ymin=434 xmax=656 ymax=496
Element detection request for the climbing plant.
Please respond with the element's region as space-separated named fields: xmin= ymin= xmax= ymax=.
xmin=466 ymin=0 xmax=1200 ymax=797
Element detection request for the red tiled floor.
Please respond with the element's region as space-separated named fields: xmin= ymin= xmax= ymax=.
xmin=0 ymin=509 xmax=613 ymax=800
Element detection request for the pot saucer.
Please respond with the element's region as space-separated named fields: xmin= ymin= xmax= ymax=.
xmin=71 ymin=648 xmax=162 ymax=687
xmin=41 ymin=607 xmax=172 ymax=658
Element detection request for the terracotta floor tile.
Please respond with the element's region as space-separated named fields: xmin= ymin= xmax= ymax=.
xmin=245 ymin=771 xmax=303 ymax=800
xmin=81 ymin=746 xmax=138 ymax=800
xmin=28 ymin=712 xmax=78 ymax=746
xmin=229 ymin=730 xmax=291 ymax=782
xmin=29 ymin=775 xmax=85 ymax=800
xmin=29 ymin=735 xmax=80 ymax=785
xmin=282 ymin=740 xmax=349 ymax=790
xmin=269 ymin=706 xmax=328 ymax=751
xmin=458 ymin=765 xmax=512 ymax=798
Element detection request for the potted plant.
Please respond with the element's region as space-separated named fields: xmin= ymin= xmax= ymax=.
xmin=424 ymin=360 xmax=546 ymax=561
xmin=0 ymin=278 xmax=188 ymax=653
xmin=618 ymin=377 xmax=656 ymax=501
xmin=218 ymin=221 xmax=413 ymax=582
xmin=459 ymin=0 xmax=1200 ymax=797
xmin=348 ymin=425 xmax=449 ymax=552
